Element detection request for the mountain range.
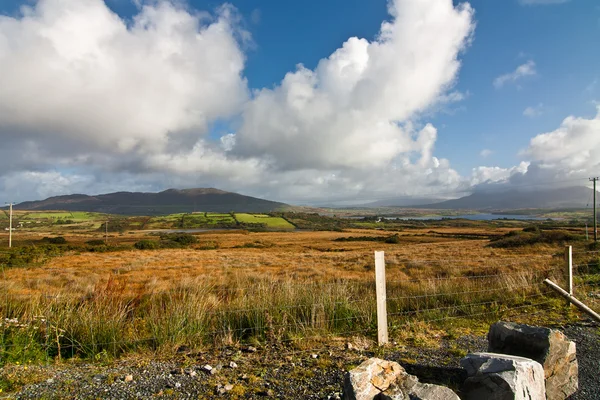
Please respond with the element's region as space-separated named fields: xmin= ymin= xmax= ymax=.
xmin=404 ymin=186 xmax=594 ymax=210
xmin=6 ymin=185 xmax=594 ymax=215
xmin=11 ymin=188 xmax=288 ymax=215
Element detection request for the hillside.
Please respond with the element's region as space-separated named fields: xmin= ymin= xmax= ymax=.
xmin=11 ymin=188 xmax=288 ymax=215
xmin=420 ymin=186 xmax=594 ymax=210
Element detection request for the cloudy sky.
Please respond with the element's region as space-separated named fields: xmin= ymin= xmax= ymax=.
xmin=0 ymin=0 xmax=598 ymax=205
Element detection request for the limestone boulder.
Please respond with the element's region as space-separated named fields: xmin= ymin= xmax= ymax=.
xmin=461 ymin=352 xmax=546 ymax=400
xmin=488 ymin=321 xmax=578 ymax=400
xmin=343 ymin=358 xmax=459 ymax=400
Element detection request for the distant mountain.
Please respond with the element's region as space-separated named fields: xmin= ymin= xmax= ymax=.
xmin=420 ymin=186 xmax=594 ymax=210
xmin=11 ymin=188 xmax=288 ymax=215
xmin=365 ymin=197 xmax=445 ymax=207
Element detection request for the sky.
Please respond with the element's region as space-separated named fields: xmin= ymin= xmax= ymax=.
xmin=0 ymin=0 xmax=599 ymax=205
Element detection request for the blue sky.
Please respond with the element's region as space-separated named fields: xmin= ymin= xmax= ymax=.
xmin=0 ymin=0 xmax=599 ymax=203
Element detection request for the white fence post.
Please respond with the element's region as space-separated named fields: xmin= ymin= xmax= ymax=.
xmin=375 ymin=251 xmax=388 ymax=346
xmin=565 ymin=246 xmax=573 ymax=295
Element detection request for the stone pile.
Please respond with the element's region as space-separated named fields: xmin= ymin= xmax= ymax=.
xmin=343 ymin=358 xmax=460 ymax=400
xmin=487 ymin=321 xmax=578 ymax=400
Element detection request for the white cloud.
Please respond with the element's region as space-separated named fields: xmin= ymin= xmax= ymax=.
xmin=493 ymin=60 xmax=537 ymax=88
xmin=0 ymin=0 xmax=480 ymax=204
xmin=470 ymin=162 xmax=530 ymax=186
xmin=480 ymin=149 xmax=493 ymax=158
xmin=519 ymin=0 xmax=570 ymax=5
xmin=234 ymin=0 xmax=475 ymax=171
xmin=523 ymin=103 xmax=544 ymax=117
xmin=526 ymin=107 xmax=600 ymax=172
xmin=0 ymin=0 xmax=248 ymax=163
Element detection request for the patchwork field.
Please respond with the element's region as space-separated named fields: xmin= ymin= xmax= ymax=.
xmin=234 ymin=213 xmax=295 ymax=229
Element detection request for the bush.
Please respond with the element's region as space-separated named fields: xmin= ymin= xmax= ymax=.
xmin=489 ymin=230 xmax=584 ymax=248
xmin=134 ymin=240 xmax=159 ymax=250
xmin=523 ymin=226 xmax=541 ymax=233
xmin=41 ymin=236 xmax=67 ymax=245
xmin=384 ymin=234 xmax=400 ymax=244
xmin=159 ymin=233 xmax=198 ymax=246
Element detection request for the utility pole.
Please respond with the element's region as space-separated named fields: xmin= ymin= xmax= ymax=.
xmin=5 ymin=202 xmax=13 ymax=248
xmin=590 ymin=177 xmax=598 ymax=242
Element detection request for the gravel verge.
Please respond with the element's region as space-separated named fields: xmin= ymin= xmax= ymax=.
xmin=4 ymin=323 xmax=598 ymax=399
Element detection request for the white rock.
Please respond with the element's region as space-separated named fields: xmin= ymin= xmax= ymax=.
xmin=461 ymin=352 xmax=546 ymax=400
xmin=487 ymin=321 xmax=578 ymax=400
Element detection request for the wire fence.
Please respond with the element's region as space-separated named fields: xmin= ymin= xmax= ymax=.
xmin=0 ymin=246 xmax=597 ymax=365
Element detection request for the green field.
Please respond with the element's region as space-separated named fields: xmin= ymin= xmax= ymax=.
xmin=235 ymin=213 xmax=295 ymax=229
xmin=20 ymin=211 xmax=102 ymax=221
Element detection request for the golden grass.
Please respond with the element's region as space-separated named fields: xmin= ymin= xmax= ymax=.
xmin=0 ymin=226 xmax=584 ymax=364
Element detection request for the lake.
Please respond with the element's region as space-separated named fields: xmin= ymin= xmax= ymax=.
xmin=387 ymin=214 xmax=549 ymax=221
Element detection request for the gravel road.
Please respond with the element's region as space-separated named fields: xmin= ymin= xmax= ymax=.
xmin=4 ymin=323 xmax=598 ymax=399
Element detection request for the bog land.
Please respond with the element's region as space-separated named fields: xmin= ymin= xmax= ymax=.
xmin=0 ymin=210 xmax=598 ymax=397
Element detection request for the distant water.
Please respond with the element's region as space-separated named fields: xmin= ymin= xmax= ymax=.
xmin=387 ymin=214 xmax=549 ymax=221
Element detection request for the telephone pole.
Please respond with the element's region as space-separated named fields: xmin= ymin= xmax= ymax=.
xmin=590 ymin=178 xmax=598 ymax=242
xmin=5 ymin=202 xmax=13 ymax=248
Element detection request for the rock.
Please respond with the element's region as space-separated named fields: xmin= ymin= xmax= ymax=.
xmin=201 ymin=364 xmax=213 ymax=374
xmin=311 ymin=354 xmax=318 ymax=359
xmin=224 ymin=384 xmax=234 ymax=391
xmin=343 ymin=358 xmax=459 ymax=400
xmin=461 ymin=352 xmax=546 ymax=400
xmin=487 ymin=321 xmax=578 ymax=400
xmin=246 ymin=346 xmax=258 ymax=353
xmin=229 ymin=361 xmax=238 ymax=369
xmin=124 ymin=375 xmax=134 ymax=383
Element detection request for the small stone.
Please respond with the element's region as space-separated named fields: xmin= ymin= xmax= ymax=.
xmin=247 ymin=346 xmax=257 ymax=353
xmin=174 ymin=382 xmax=181 ymax=388
xmin=241 ymin=374 xmax=249 ymax=381
xmin=311 ymin=354 xmax=318 ymax=359
xmin=46 ymin=378 xmax=54 ymax=384
xmin=224 ymin=384 xmax=234 ymax=391
xmin=229 ymin=361 xmax=238 ymax=369
xmin=124 ymin=375 xmax=134 ymax=383
xmin=346 ymin=342 xmax=353 ymax=350
xmin=187 ymin=370 xmax=197 ymax=378
xmin=201 ymin=364 xmax=213 ymax=372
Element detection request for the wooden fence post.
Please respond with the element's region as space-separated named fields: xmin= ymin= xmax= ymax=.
xmin=565 ymin=246 xmax=573 ymax=303
xmin=375 ymin=251 xmax=388 ymax=345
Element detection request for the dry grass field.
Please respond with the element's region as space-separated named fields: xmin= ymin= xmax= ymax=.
xmin=0 ymin=224 xmax=597 ymax=366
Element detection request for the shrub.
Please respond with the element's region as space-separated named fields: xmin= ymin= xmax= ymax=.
xmin=134 ymin=240 xmax=159 ymax=250
xmin=384 ymin=234 xmax=400 ymax=244
xmin=41 ymin=236 xmax=67 ymax=245
xmin=159 ymin=233 xmax=198 ymax=246
xmin=489 ymin=230 xmax=584 ymax=248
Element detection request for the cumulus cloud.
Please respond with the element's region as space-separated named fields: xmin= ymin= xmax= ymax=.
xmin=473 ymin=108 xmax=600 ymax=194
xmin=526 ymin=107 xmax=600 ymax=172
xmin=0 ymin=0 xmax=248 ymax=169
xmin=493 ymin=60 xmax=537 ymax=88
xmin=0 ymin=0 xmax=482 ymax=204
xmin=470 ymin=162 xmax=530 ymax=186
xmin=234 ymin=0 xmax=474 ymax=172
